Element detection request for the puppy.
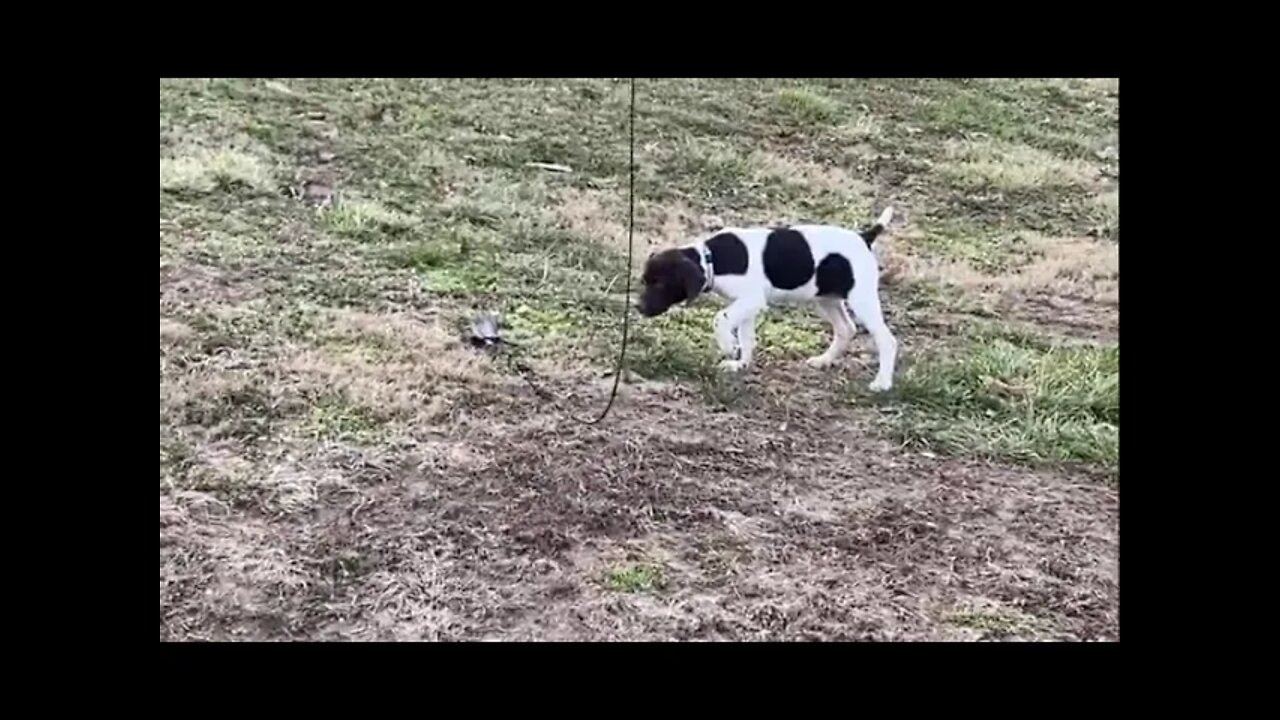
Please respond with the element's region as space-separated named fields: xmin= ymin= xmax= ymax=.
xmin=637 ymin=207 xmax=898 ymax=392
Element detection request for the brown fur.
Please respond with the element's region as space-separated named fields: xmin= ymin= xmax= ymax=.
xmin=637 ymin=249 xmax=705 ymax=317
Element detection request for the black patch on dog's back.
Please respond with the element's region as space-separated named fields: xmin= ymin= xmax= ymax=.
xmin=815 ymin=253 xmax=854 ymax=298
xmin=705 ymin=232 xmax=749 ymax=275
xmin=762 ymin=228 xmax=815 ymax=290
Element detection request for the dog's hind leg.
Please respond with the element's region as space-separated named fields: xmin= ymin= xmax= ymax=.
xmin=847 ymin=289 xmax=897 ymax=392
xmin=806 ymin=298 xmax=856 ymax=369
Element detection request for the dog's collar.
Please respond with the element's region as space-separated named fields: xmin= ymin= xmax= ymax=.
xmin=699 ymin=245 xmax=714 ymax=292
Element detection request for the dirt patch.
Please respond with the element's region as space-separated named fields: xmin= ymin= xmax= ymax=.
xmin=160 ymin=261 xmax=262 ymax=312
xmin=998 ymin=292 xmax=1118 ymax=342
xmin=161 ymin=382 xmax=1117 ymax=641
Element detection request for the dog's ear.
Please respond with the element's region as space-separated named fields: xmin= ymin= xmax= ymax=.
xmin=677 ymin=256 xmax=704 ymax=302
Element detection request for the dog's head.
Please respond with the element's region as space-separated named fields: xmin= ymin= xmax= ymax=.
xmin=636 ymin=248 xmax=705 ymax=318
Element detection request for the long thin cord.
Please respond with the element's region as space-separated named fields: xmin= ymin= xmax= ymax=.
xmin=574 ymin=77 xmax=637 ymax=425
xmin=497 ymin=78 xmax=636 ymax=425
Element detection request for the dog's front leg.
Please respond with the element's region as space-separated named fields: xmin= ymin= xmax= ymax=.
xmin=713 ymin=310 xmax=740 ymax=359
xmin=716 ymin=295 xmax=766 ymax=373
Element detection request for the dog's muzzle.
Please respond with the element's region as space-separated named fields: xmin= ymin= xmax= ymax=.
xmin=636 ymin=294 xmax=669 ymax=318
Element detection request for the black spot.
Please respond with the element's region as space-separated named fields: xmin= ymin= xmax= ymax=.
xmin=762 ymin=228 xmax=815 ymax=290
xmin=860 ymin=223 xmax=886 ymax=247
xmin=815 ymin=253 xmax=854 ymax=298
xmin=705 ymin=232 xmax=749 ymax=276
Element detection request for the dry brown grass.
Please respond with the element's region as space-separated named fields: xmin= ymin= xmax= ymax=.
xmin=836 ymin=114 xmax=885 ymax=144
xmin=747 ymin=148 xmax=880 ymax=208
xmin=1019 ymin=77 xmax=1119 ymax=100
xmin=882 ymin=227 xmax=1118 ymax=306
xmin=558 ymin=188 xmax=736 ymax=262
xmin=750 ymin=150 xmax=875 ymax=199
xmin=640 ymin=199 xmax=723 ymax=244
xmin=283 ymin=310 xmax=510 ymax=426
xmin=938 ymin=139 xmax=1102 ymax=191
xmin=160 ymin=318 xmax=195 ymax=344
xmin=1093 ymin=188 xmax=1119 ymax=227
xmin=1012 ymin=234 xmax=1118 ymax=304
xmin=160 ymin=493 xmax=312 ymax=640
xmin=160 ymin=144 xmax=276 ymax=194
xmin=555 ymin=186 xmax=628 ymax=248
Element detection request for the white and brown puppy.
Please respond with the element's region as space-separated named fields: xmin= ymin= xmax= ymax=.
xmin=637 ymin=208 xmax=898 ymax=392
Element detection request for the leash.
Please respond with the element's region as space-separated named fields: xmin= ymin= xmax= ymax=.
xmin=475 ymin=78 xmax=637 ymax=426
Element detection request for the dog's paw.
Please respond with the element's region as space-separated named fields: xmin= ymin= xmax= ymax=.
xmin=805 ymin=354 xmax=834 ymax=369
xmin=718 ymin=359 xmax=747 ymax=373
xmin=868 ymin=377 xmax=893 ymax=393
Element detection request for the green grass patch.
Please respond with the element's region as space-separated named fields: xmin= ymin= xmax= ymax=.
xmin=305 ymin=394 xmax=385 ymax=445
xmin=602 ymin=563 xmax=665 ymax=593
xmin=943 ymin=608 xmax=1045 ymax=638
xmin=320 ymin=196 xmax=418 ymax=241
xmin=922 ymin=86 xmax=1028 ymax=142
xmin=756 ymin=309 xmax=828 ymax=358
xmin=907 ymin=221 xmax=1036 ymax=274
xmin=627 ymin=315 xmax=743 ymax=407
xmin=877 ymin=329 xmax=1118 ymax=472
xmin=622 ymin=304 xmax=751 ymax=406
xmin=775 ymin=86 xmax=840 ymax=125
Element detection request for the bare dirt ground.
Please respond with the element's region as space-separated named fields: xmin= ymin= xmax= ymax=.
xmin=160 ymin=78 xmax=1118 ymax=641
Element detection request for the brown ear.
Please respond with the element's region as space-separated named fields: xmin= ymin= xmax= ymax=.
xmin=678 ymin=257 xmax=704 ymax=301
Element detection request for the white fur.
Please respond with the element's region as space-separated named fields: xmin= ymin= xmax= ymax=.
xmin=685 ymin=209 xmax=898 ymax=392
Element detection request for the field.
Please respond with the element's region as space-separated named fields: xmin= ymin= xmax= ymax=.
xmin=160 ymin=78 xmax=1119 ymax=641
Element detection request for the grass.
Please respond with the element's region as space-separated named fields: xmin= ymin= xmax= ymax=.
xmin=305 ymin=393 xmax=386 ymax=444
xmin=879 ymin=328 xmax=1119 ymax=473
xmin=938 ymin=139 xmax=1102 ymax=191
xmin=902 ymin=221 xmax=1036 ymax=275
xmin=603 ymin=563 xmax=665 ymax=593
xmin=161 ymin=78 xmax=1119 ymax=641
xmin=320 ymin=197 xmax=419 ymax=241
xmin=160 ymin=144 xmax=277 ymax=195
xmin=160 ymin=77 xmax=1120 ymax=477
xmin=775 ymin=86 xmax=841 ymax=125
xmin=943 ymin=608 xmax=1046 ymax=639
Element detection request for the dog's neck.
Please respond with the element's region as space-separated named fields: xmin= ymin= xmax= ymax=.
xmin=679 ymin=244 xmax=715 ymax=293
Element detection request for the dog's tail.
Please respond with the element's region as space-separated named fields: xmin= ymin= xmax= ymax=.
xmin=859 ymin=206 xmax=895 ymax=247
